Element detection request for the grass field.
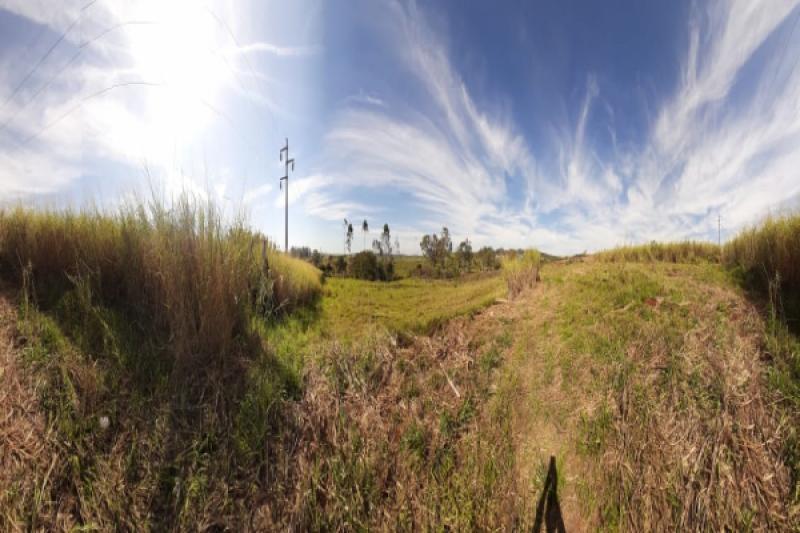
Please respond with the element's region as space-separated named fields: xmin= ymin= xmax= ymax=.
xmin=1 ymin=205 xmax=799 ymax=530
xmin=320 ymin=274 xmax=506 ymax=338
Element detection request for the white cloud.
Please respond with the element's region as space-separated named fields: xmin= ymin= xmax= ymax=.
xmin=308 ymin=0 xmax=800 ymax=254
xmin=227 ymin=42 xmax=321 ymax=58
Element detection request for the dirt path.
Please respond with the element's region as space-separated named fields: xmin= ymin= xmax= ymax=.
xmin=502 ymin=268 xmax=592 ymax=531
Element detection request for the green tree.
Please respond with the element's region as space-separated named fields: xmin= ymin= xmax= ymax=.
xmin=420 ymin=227 xmax=452 ymax=267
xmin=362 ymin=219 xmax=369 ymax=251
xmin=350 ymin=250 xmax=380 ymax=280
xmin=455 ymin=238 xmax=473 ymax=271
xmin=335 ymin=255 xmax=347 ymax=274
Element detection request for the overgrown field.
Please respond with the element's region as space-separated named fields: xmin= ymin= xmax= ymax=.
xmin=2 ymin=204 xmax=800 ymax=530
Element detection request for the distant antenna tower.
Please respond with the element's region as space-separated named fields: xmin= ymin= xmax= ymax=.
xmin=279 ymin=138 xmax=295 ymax=253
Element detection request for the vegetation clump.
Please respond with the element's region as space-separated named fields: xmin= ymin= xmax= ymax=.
xmin=503 ymin=249 xmax=541 ymax=298
xmin=0 ymin=197 xmax=322 ymax=373
xmin=349 ymin=250 xmax=390 ymax=280
xmin=724 ymin=212 xmax=800 ymax=294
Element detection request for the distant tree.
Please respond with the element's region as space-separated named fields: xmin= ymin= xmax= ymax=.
xmin=350 ymin=250 xmax=380 ymax=280
xmin=362 ymin=219 xmax=369 ymax=251
xmin=346 ymin=222 xmax=354 ymax=254
xmin=381 ymin=224 xmax=392 ymax=258
xmin=335 ymin=255 xmax=347 ymax=274
xmin=311 ymin=249 xmax=322 ymax=267
xmin=420 ymin=227 xmax=452 ymax=267
xmin=394 ymin=237 xmax=400 ymax=255
xmin=476 ymin=246 xmax=498 ymax=270
xmin=290 ymin=246 xmax=312 ymax=259
xmin=343 ymin=219 xmax=349 ymax=254
xmin=455 ymin=238 xmax=473 ymax=271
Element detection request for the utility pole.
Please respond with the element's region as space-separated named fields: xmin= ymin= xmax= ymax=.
xmin=279 ymin=138 xmax=294 ymax=253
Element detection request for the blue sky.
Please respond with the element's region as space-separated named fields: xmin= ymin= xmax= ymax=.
xmin=1 ymin=0 xmax=799 ymax=255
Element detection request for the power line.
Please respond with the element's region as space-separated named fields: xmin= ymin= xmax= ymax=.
xmin=203 ymin=6 xmax=260 ymax=91
xmin=0 ymin=21 xmax=157 ymax=137
xmin=203 ymin=5 xmax=275 ymax=125
xmin=0 ymin=0 xmax=99 ymax=114
xmin=20 ymin=80 xmax=163 ymax=146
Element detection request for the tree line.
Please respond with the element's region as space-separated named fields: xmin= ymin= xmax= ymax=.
xmin=290 ymin=222 xmax=525 ymax=281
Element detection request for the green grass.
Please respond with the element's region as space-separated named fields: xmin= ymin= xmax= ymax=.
xmin=320 ymin=274 xmax=506 ymax=338
xmin=391 ymin=255 xmax=426 ymax=279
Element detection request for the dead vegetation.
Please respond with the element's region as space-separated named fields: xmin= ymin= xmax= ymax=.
xmin=255 ymin=311 xmax=531 ymax=530
xmin=524 ymin=263 xmax=799 ymax=530
xmin=0 ymin=291 xmax=61 ymax=530
xmin=605 ymin=284 xmax=795 ymax=530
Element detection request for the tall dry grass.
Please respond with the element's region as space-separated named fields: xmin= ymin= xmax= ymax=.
xmin=502 ymin=249 xmax=541 ymax=298
xmin=0 ymin=197 xmax=321 ymax=371
xmin=595 ymin=241 xmax=721 ymax=263
xmin=724 ymin=213 xmax=800 ymax=293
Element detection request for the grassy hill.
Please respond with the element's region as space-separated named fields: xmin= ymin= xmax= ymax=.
xmin=1 ymin=204 xmax=799 ymax=530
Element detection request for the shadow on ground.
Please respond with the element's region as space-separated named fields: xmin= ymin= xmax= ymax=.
xmin=533 ymin=456 xmax=566 ymax=533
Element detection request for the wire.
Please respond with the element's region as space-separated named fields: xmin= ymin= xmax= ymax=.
xmin=203 ymin=5 xmax=275 ymax=125
xmin=19 ymin=81 xmax=163 ymax=146
xmin=0 ymin=21 xmax=157 ymax=137
xmin=0 ymin=0 xmax=99 ymax=113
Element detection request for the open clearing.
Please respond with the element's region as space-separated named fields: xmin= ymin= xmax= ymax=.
xmin=2 ymin=253 xmax=797 ymax=530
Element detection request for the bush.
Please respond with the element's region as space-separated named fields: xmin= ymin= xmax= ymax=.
xmin=350 ymin=251 xmax=381 ymax=280
xmin=502 ymin=249 xmax=541 ymax=298
xmin=349 ymin=251 xmax=394 ymax=281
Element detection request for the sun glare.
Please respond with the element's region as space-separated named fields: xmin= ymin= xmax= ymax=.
xmin=127 ymin=0 xmax=230 ymax=142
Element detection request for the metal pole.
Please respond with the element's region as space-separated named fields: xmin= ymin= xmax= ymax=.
xmin=279 ymin=138 xmax=294 ymax=254
xmin=285 ymin=139 xmax=288 ymax=253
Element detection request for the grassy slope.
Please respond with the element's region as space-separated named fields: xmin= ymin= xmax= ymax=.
xmin=504 ymin=261 xmax=797 ymax=529
xmin=320 ymin=275 xmax=506 ymax=338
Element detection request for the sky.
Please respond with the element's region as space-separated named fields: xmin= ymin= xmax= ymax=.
xmin=1 ymin=0 xmax=799 ymax=255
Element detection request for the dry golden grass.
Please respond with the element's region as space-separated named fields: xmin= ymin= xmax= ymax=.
xmin=0 ymin=197 xmax=321 ymax=374
xmin=595 ymin=240 xmax=721 ymax=263
xmin=724 ymin=212 xmax=800 ymax=292
xmin=503 ymin=249 xmax=541 ymax=298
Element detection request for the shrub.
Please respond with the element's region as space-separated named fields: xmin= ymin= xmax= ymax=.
xmin=502 ymin=249 xmax=541 ymax=298
xmin=348 ymin=251 xmax=394 ymax=281
xmin=350 ymin=251 xmax=381 ymax=280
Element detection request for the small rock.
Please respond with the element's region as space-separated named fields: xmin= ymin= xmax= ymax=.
xmin=99 ymin=415 xmax=110 ymax=430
